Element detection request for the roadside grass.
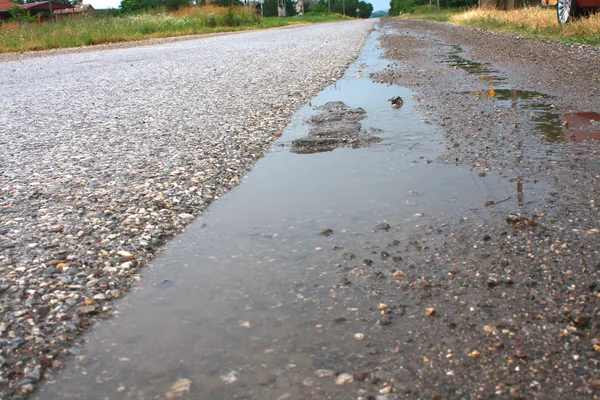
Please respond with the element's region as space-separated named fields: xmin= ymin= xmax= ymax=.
xmin=0 ymin=7 xmax=350 ymax=53
xmin=451 ymin=7 xmax=600 ymax=45
xmin=397 ymin=6 xmax=600 ymax=45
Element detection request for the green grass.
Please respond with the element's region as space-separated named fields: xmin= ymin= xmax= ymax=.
xmin=0 ymin=7 xmax=352 ymax=53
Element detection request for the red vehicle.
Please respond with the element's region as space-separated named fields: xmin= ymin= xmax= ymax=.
xmin=557 ymin=0 xmax=600 ymax=23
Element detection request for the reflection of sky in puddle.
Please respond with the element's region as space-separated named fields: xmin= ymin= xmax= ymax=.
xmin=442 ymin=45 xmax=600 ymax=143
xmin=33 ymin=31 xmax=545 ymax=400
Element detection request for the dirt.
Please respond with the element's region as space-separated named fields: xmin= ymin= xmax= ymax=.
xmin=327 ymin=19 xmax=600 ymax=399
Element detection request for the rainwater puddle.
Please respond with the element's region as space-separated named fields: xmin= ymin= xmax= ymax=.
xmin=442 ymin=45 xmax=600 ymax=143
xmin=441 ymin=44 xmax=505 ymax=86
xmin=33 ymin=30 xmax=537 ymax=400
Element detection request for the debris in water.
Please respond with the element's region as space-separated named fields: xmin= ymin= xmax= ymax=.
xmin=389 ymin=96 xmax=404 ymax=109
xmin=220 ymin=371 xmax=238 ymax=384
xmin=320 ymin=228 xmax=333 ymax=236
xmin=166 ymin=378 xmax=192 ymax=399
xmin=291 ymin=102 xmax=381 ymax=154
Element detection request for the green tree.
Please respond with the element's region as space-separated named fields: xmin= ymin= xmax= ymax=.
xmin=120 ymin=0 xmax=155 ymax=11
xmin=262 ymin=0 xmax=297 ymax=16
xmin=357 ymin=0 xmax=372 ymax=17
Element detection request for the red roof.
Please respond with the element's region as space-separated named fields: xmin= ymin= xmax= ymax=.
xmin=22 ymin=1 xmax=73 ymax=10
xmin=0 ymin=1 xmax=72 ymax=12
xmin=0 ymin=0 xmax=16 ymax=12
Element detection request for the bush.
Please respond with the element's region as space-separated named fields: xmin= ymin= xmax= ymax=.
xmin=8 ymin=5 xmax=36 ymax=22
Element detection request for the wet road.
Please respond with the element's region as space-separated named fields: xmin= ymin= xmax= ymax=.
xmin=32 ymin=21 xmax=600 ymax=400
xmin=31 ymin=29 xmax=521 ymax=400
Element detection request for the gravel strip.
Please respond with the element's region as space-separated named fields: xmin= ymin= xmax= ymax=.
xmin=0 ymin=19 xmax=374 ymax=398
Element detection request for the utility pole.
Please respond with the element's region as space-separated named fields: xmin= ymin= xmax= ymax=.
xmin=327 ymin=0 xmax=330 ymax=13
xmin=48 ymin=0 xmax=53 ymax=21
xmin=436 ymin=0 xmax=439 ymax=12
xmin=342 ymin=0 xmax=345 ymax=15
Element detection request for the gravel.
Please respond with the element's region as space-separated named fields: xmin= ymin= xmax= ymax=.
xmin=0 ymin=20 xmax=374 ymax=398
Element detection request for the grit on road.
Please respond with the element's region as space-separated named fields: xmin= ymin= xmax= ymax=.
xmin=0 ymin=20 xmax=375 ymax=398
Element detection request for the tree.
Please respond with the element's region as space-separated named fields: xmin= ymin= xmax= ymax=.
xmin=357 ymin=0 xmax=372 ymax=17
xmin=262 ymin=0 xmax=297 ymax=16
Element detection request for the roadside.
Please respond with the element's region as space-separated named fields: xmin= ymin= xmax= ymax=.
xmin=362 ymin=18 xmax=600 ymax=398
xmin=0 ymin=8 xmax=351 ymax=54
xmin=393 ymin=7 xmax=600 ymax=46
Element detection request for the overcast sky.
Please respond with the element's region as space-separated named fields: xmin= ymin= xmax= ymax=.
xmin=88 ymin=0 xmax=389 ymax=12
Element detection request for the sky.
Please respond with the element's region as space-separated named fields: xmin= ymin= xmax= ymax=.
xmin=88 ymin=0 xmax=389 ymax=11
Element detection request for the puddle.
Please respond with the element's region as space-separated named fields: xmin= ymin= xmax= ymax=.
xmin=441 ymin=45 xmax=600 ymax=143
xmin=441 ymin=44 xmax=504 ymax=86
xmin=32 ymin=30 xmax=545 ymax=400
xmin=470 ymin=89 xmax=600 ymax=143
xmin=561 ymin=112 xmax=600 ymax=142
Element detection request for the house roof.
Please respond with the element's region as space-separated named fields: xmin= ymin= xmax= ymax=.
xmin=0 ymin=1 xmax=73 ymax=12
xmin=22 ymin=1 xmax=73 ymax=10
xmin=0 ymin=0 xmax=16 ymax=12
xmin=54 ymin=3 xmax=93 ymax=14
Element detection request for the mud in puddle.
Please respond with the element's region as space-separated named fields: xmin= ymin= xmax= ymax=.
xmin=32 ymin=30 xmax=548 ymax=400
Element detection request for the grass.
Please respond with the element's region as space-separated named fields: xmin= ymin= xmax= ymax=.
xmin=0 ymin=7 xmax=351 ymax=53
xmin=397 ymin=6 xmax=600 ymax=45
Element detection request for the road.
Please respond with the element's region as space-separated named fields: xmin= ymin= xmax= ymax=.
xmin=2 ymin=17 xmax=600 ymax=400
xmin=0 ymin=20 xmax=375 ymax=399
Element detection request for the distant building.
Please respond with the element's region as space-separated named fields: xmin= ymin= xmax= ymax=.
xmin=0 ymin=0 xmax=74 ymax=22
xmin=54 ymin=3 xmax=95 ymax=18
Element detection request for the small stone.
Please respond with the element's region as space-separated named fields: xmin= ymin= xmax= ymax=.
xmin=45 ymin=267 xmax=60 ymax=276
xmin=117 ymin=251 xmax=134 ymax=260
xmin=375 ymin=222 xmax=390 ymax=231
xmin=426 ymin=308 xmax=435 ymax=316
xmin=392 ymin=271 xmax=405 ymax=277
xmin=484 ymin=200 xmax=495 ymax=207
xmin=314 ymin=369 xmax=335 ymax=378
xmin=487 ymin=277 xmax=499 ymax=288
xmin=468 ymin=350 xmax=481 ymax=358
xmin=220 ymin=371 xmax=237 ymax=384
xmin=239 ymin=321 xmax=251 ymax=328
xmin=354 ymin=372 xmax=368 ymax=381
xmin=389 ymin=96 xmax=403 ymax=109
xmin=20 ymin=384 xmax=34 ymax=393
xmin=354 ymin=333 xmax=365 ymax=340
xmin=320 ymin=228 xmax=333 ymax=236
xmin=483 ymin=325 xmax=498 ymax=335
xmin=67 ymin=267 xmax=79 ymax=276
xmin=302 ymin=378 xmax=314 ymax=386
xmin=378 ymin=303 xmax=388 ymax=310
xmin=336 ymin=373 xmax=353 ymax=385
xmin=379 ymin=385 xmax=392 ymax=394
xmin=79 ymin=305 xmax=98 ymax=315
xmin=93 ymin=294 xmax=107 ymax=301
xmin=379 ymin=317 xmax=392 ymax=326
xmin=178 ymin=213 xmax=195 ymax=220
xmin=166 ymin=377 xmax=192 ymax=399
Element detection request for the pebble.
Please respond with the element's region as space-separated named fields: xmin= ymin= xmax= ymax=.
xmin=336 ymin=373 xmax=354 ymax=385
xmin=314 ymin=369 xmax=335 ymax=378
